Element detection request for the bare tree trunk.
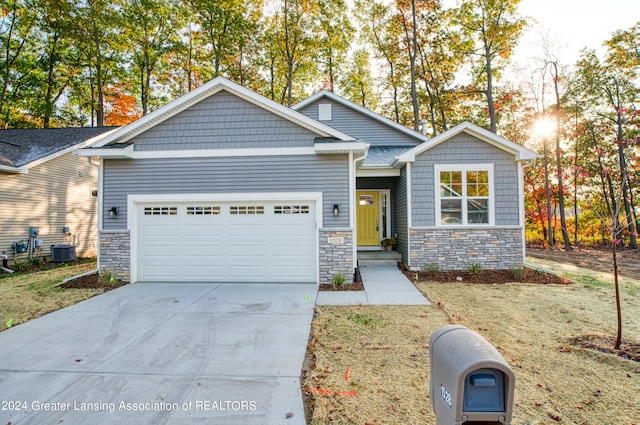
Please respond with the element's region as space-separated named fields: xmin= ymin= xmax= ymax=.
xmin=612 ymin=238 xmax=622 ymax=349
xmin=544 ymin=141 xmax=554 ymax=247
xmin=551 ymin=63 xmax=571 ymax=248
xmin=484 ymin=42 xmax=496 ymax=133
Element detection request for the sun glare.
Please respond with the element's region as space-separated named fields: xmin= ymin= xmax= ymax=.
xmin=535 ymin=118 xmax=555 ymax=138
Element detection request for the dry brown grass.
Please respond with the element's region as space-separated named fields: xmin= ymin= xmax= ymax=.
xmin=304 ymin=279 xmax=639 ymax=424
xmin=0 ymin=262 xmax=105 ymax=330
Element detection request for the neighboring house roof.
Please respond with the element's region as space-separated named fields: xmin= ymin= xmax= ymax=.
xmin=87 ymin=77 xmax=356 ymax=150
xmin=395 ymin=121 xmax=537 ymax=164
xmin=292 ymin=90 xmax=432 ymax=145
xmin=0 ymin=127 xmax=118 ymax=174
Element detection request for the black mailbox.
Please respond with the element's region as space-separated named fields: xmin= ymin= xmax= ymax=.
xmin=430 ymin=325 xmax=515 ymax=425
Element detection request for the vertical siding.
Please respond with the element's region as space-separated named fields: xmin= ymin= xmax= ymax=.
xmin=298 ymin=98 xmax=422 ymax=147
xmin=102 ymin=155 xmax=350 ymax=228
xmin=133 ymin=91 xmax=320 ymax=150
xmin=410 ymin=134 xmax=520 ymax=226
xmin=394 ymin=167 xmax=409 ymax=264
xmin=0 ymin=153 xmax=98 ymax=259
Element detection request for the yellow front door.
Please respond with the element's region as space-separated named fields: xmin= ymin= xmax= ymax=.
xmin=356 ymin=191 xmax=380 ymax=246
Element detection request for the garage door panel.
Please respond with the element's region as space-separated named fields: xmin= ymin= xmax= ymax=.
xmin=228 ymin=265 xmax=269 ymax=278
xmin=141 ymin=266 xmax=180 ymax=279
xmin=184 ymin=266 xmax=224 ymax=278
xmin=142 ymin=245 xmax=180 ymax=257
xmin=184 ymin=245 xmax=224 ymax=256
xmin=185 ymin=224 xmax=223 ymax=237
xmin=137 ymin=200 xmax=317 ymax=283
xmin=228 ymin=224 xmax=267 ymax=237
xmin=142 ymin=225 xmax=180 ymax=237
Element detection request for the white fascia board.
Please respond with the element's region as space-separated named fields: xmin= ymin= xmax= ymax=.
xmin=131 ymin=147 xmax=317 ymax=159
xmin=294 ymin=90 xmax=430 ymax=144
xmin=92 ymin=78 xmax=353 ymax=148
xmin=395 ymin=122 xmax=538 ymax=163
xmin=314 ymin=141 xmax=368 ymax=154
xmin=0 ymin=165 xmax=26 ymax=174
xmin=76 ymin=144 xmax=135 ymax=158
xmin=356 ymin=168 xmax=401 ymax=177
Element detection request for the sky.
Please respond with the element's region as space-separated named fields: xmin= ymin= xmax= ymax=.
xmin=515 ymin=0 xmax=638 ymax=65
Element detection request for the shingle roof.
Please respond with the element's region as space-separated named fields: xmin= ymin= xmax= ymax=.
xmin=363 ymin=146 xmax=413 ymax=167
xmin=0 ymin=127 xmax=118 ymax=167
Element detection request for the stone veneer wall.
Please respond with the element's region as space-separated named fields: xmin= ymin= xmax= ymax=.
xmin=409 ymin=227 xmax=523 ymax=271
xmin=99 ymin=230 xmax=131 ymax=282
xmin=318 ymin=228 xmax=354 ymax=285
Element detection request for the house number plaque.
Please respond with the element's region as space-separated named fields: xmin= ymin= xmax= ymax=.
xmin=328 ymin=236 xmax=344 ymax=244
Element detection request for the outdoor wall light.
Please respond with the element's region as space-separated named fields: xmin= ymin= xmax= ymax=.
xmin=108 ymin=206 xmax=119 ymax=219
xmin=333 ymin=204 xmax=339 ymax=217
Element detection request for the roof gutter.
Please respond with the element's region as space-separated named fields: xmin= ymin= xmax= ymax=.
xmin=0 ymin=164 xmax=27 ymax=174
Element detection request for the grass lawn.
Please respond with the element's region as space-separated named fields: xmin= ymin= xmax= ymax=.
xmin=0 ymin=262 xmax=109 ymax=330
xmin=304 ymin=268 xmax=639 ymax=424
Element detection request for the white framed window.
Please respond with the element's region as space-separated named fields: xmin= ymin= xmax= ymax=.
xmin=144 ymin=206 xmax=178 ymax=216
xmin=435 ymin=164 xmax=494 ymax=226
xmin=230 ymin=206 xmax=264 ymax=215
xmin=186 ymin=206 xmax=220 ymax=215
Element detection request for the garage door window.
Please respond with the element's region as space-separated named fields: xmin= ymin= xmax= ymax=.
xmin=274 ymin=205 xmax=310 ymax=214
xmin=230 ymin=206 xmax=264 ymax=215
xmin=187 ymin=206 xmax=220 ymax=215
xmin=144 ymin=207 xmax=177 ymax=215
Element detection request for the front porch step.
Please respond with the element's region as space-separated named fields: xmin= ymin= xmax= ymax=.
xmin=357 ymin=250 xmax=401 ymax=267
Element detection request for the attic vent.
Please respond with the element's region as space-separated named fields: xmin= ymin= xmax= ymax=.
xmin=318 ymin=104 xmax=332 ymax=121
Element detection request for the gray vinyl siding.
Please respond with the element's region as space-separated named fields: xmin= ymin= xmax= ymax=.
xmin=133 ymin=91 xmax=320 ymax=151
xmin=411 ymin=134 xmax=520 ymax=226
xmin=298 ymin=99 xmax=421 ymax=147
xmin=102 ymin=155 xmax=349 ymax=228
xmin=394 ymin=167 xmax=409 ymax=264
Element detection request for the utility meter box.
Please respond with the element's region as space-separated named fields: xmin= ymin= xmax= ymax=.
xmin=29 ymin=226 xmax=39 ymax=237
xmin=430 ymin=325 xmax=515 ymax=425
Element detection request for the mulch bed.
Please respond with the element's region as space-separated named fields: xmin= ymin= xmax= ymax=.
xmin=405 ymin=268 xmax=570 ymax=285
xmin=58 ymin=273 xmax=127 ymax=290
xmin=318 ymin=281 xmax=365 ymax=291
xmin=572 ymin=335 xmax=640 ymax=362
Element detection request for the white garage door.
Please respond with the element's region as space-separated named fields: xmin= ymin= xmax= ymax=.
xmin=136 ymin=201 xmax=317 ymax=283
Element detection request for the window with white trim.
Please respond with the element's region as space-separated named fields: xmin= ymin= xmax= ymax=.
xmin=144 ymin=206 xmax=177 ymax=216
xmin=435 ymin=165 xmax=493 ymax=225
xmin=274 ymin=205 xmax=310 ymax=214
xmin=187 ymin=206 xmax=220 ymax=215
xmin=230 ymin=206 xmax=264 ymax=215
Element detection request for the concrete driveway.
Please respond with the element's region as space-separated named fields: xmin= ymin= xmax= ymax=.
xmin=0 ymin=283 xmax=316 ymax=424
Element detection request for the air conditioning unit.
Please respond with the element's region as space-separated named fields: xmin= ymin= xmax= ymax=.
xmin=51 ymin=245 xmax=76 ymax=262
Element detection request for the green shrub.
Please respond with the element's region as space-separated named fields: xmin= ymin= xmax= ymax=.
xmin=332 ymin=272 xmax=347 ymax=288
xmin=511 ymin=266 xmax=526 ymax=279
xmin=465 ymin=263 xmax=483 ymax=275
xmin=422 ymin=263 xmax=441 ymax=273
xmin=12 ymin=260 xmax=30 ymax=272
xmin=29 ymin=257 xmax=44 ymax=268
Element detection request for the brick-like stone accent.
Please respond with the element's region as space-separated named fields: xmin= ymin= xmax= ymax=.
xmin=409 ymin=227 xmax=524 ymax=271
xmin=319 ymin=228 xmax=354 ymax=285
xmin=99 ymin=230 xmax=131 ymax=282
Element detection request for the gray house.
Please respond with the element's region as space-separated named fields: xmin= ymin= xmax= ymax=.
xmin=78 ymin=77 xmax=536 ymax=284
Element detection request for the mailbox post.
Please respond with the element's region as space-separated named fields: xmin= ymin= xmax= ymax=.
xmin=430 ymin=325 xmax=515 ymax=425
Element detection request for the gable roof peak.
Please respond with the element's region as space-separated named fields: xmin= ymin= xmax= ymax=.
xmin=293 ymin=90 xmax=431 ymax=144
xmin=89 ymin=77 xmax=354 ymax=148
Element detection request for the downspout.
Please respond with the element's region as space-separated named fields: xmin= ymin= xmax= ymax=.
xmin=406 ymin=162 xmax=413 ymax=269
xmin=518 ymin=160 xmax=530 ymax=266
xmin=88 ymin=157 xmax=102 ymax=275
xmin=351 ymin=149 xmax=369 ymax=270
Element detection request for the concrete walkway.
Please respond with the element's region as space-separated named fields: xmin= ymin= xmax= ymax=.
xmin=0 ymin=283 xmax=315 ymax=425
xmin=315 ymin=265 xmax=430 ymax=306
